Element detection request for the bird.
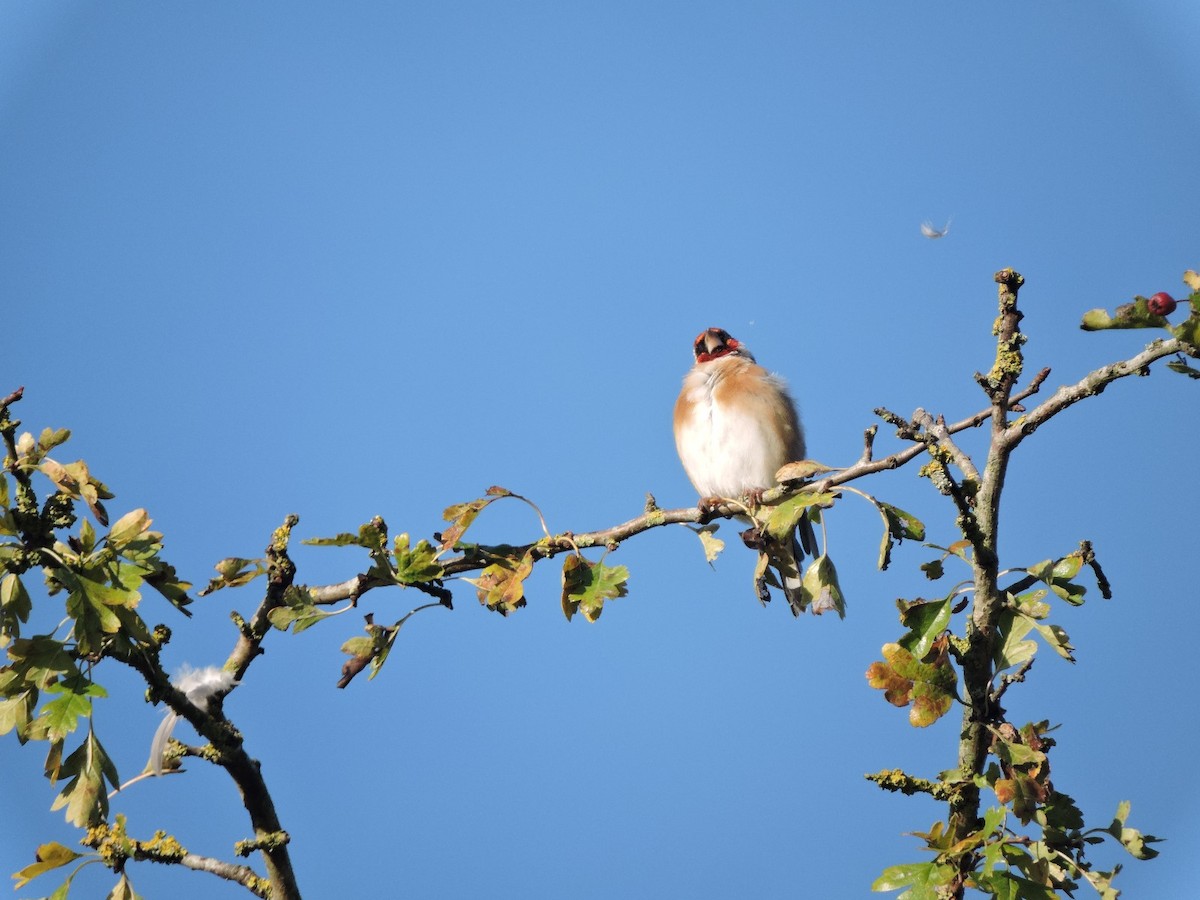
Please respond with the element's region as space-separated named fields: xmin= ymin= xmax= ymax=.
xmin=673 ymin=327 xmax=818 ymax=615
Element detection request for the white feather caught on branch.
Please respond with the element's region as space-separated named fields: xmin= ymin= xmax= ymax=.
xmin=920 ymin=218 xmax=951 ymax=239
xmin=149 ymin=664 xmax=238 ymax=775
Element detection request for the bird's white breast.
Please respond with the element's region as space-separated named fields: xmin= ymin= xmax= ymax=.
xmin=675 ymin=364 xmax=793 ymax=499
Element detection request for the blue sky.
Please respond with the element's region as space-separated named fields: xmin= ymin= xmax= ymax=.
xmin=2 ymin=2 xmax=1198 ymax=898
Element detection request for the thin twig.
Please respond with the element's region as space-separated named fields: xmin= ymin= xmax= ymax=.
xmin=1005 ymin=337 xmax=1194 ymax=450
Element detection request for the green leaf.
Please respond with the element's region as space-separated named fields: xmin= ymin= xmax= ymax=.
xmin=1173 ymin=313 xmax=1200 ymax=346
xmin=38 ymin=427 xmax=72 ymax=453
xmin=50 ymin=730 xmax=119 ymax=827
xmin=859 ymin=496 xmax=925 ymax=571
xmin=1105 ymin=801 xmax=1162 ymax=859
xmin=1080 ymin=296 xmax=1170 ymax=331
xmin=1166 ymin=358 xmax=1200 ymax=379
xmin=881 ymin=503 xmax=925 ymax=542
xmin=77 ymin=571 xmax=142 ymax=611
xmin=392 ymin=533 xmax=444 ymax=584
xmin=106 ymin=508 xmax=151 ymax=549
xmin=267 ymin=586 xmax=333 ymax=634
xmin=1051 ymin=555 xmax=1082 ymax=580
xmin=802 ymin=554 xmax=845 ymax=618
xmin=1038 ymin=790 xmax=1085 ymax=844
xmin=304 ymin=532 xmax=365 ymax=547
xmin=762 ymin=490 xmax=838 ymax=542
xmin=919 ymin=540 xmax=972 ymax=581
xmin=12 ymin=841 xmax=85 ymax=889
xmin=561 ymin=555 xmax=629 ymax=623
xmin=1026 ymin=557 xmax=1086 ymax=606
xmin=1 ymin=573 xmax=32 ymax=625
xmin=871 ymin=861 xmax=956 ymax=894
xmin=0 ymin=688 xmax=37 ymax=739
xmin=1031 ymin=620 xmax=1075 ymax=662
xmin=1012 ymin=589 xmax=1049 ymax=619
xmin=198 ymin=557 xmax=267 ymax=596
xmin=367 ymin=625 xmax=403 ymax=680
xmin=919 ymin=559 xmax=944 ymax=581
xmin=973 ymin=870 xmax=1059 ymax=900
xmin=991 ymin=733 xmax=1046 ymax=769
xmin=994 ymin=610 xmax=1038 ymax=672
xmin=78 ymin=517 xmax=97 ymax=553
xmin=108 ymin=872 xmax=143 ymax=900
xmin=339 ymin=619 xmax=406 ymax=683
xmin=31 ymin=675 xmax=104 ymax=743
xmin=341 ymin=635 xmax=374 ymax=659
xmin=896 ymin=596 xmax=953 ymax=659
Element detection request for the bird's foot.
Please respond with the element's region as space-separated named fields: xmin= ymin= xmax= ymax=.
xmin=741 ymin=487 xmax=767 ymax=511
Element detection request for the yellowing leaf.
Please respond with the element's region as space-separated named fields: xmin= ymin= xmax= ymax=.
xmin=1183 ymin=269 xmax=1200 ymax=292
xmin=50 ymin=731 xmax=119 ymax=827
xmin=775 ymin=460 xmax=836 ymax=482
xmin=13 ymin=842 xmax=85 ymax=889
xmin=865 ymin=659 xmax=912 ymax=708
xmin=440 ymin=496 xmax=498 ymax=550
xmin=994 ymin=772 xmax=1048 ymax=823
xmin=466 ymin=552 xmax=535 ymax=615
xmin=108 ymin=872 xmax=140 ymax=900
xmin=39 ymin=459 xmax=111 ymax=525
xmin=866 ymin=641 xmax=957 ymax=727
xmin=1106 ymin=801 xmax=1163 ymax=860
xmin=106 ymin=508 xmax=151 ymax=548
xmin=692 ymin=525 xmax=724 ymax=565
xmin=198 ymin=558 xmax=267 ymax=596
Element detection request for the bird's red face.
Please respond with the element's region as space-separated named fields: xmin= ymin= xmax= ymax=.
xmin=692 ymin=327 xmax=744 ymax=363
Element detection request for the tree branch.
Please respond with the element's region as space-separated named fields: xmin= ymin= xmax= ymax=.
xmin=948 ymin=269 xmax=1029 ymax=877
xmin=177 ymin=854 xmax=270 ymax=897
xmin=915 ymin=409 xmax=979 ymax=486
xmin=84 ymin=819 xmax=269 ymax=898
xmin=1004 ymin=336 xmax=1194 ymax=450
xmin=293 ymin=368 xmax=1056 ymax=608
xmin=110 ymin=640 xmax=300 ymax=899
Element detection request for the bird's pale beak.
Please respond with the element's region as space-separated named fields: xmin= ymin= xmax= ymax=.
xmin=702 ymin=329 xmax=727 ymax=355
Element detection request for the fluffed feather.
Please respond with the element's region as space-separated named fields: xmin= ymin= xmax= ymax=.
xmin=920 ymin=218 xmax=951 ymax=239
xmin=149 ymin=664 xmax=238 ymax=775
xmin=674 ymin=328 xmax=818 ymax=615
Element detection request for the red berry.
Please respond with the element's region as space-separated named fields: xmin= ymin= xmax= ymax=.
xmin=1148 ymin=292 xmax=1177 ymax=316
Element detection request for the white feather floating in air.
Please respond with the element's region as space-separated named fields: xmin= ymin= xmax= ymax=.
xmin=920 ymin=219 xmax=951 ymax=239
xmin=150 ymin=665 xmax=238 ymax=775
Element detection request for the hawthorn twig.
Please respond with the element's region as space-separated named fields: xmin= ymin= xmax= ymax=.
xmin=1004 ymin=337 xmax=1195 ymax=450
